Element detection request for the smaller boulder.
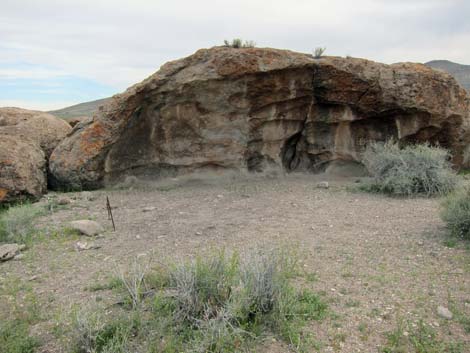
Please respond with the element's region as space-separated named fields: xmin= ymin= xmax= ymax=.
xmin=70 ymin=220 xmax=104 ymax=236
xmin=0 ymin=243 xmax=26 ymax=262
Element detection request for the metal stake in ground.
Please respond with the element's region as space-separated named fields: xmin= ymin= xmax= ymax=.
xmin=106 ymin=196 xmax=116 ymax=231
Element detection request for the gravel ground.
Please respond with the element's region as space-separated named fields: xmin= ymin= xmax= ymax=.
xmin=1 ymin=173 xmax=469 ymax=352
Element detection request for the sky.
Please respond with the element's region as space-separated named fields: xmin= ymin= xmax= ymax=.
xmin=1 ymin=0 xmax=469 ymax=111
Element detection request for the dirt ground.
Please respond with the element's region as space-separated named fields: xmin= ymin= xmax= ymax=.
xmin=1 ymin=173 xmax=469 ymax=352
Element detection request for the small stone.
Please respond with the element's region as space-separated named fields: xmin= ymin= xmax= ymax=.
xmin=316 ymin=181 xmax=329 ymax=189
xmin=195 ymin=231 xmax=203 ymax=236
xmin=57 ymin=197 xmax=71 ymax=205
xmin=0 ymin=243 xmax=24 ymax=262
xmin=70 ymin=220 xmax=104 ymax=236
xmin=13 ymin=254 xmax=25 ymax=260
xmin=29 ymin=275 xmax=38 ymax=281
xmin=142 ymin=206 xmax=157 ymax=212
xmin=437 ymin=306 xmax=453 ymax=320
xmin=75 ymin=241 xmax=101 ymax=251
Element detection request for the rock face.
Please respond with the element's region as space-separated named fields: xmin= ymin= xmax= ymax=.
xmin=0 ymin=108 xmax=71 ymax=203
xmin=49 ymin=47 xmax=470 ymax=189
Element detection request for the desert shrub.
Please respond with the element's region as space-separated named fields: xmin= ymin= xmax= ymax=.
xmin=0 ymin=319 xmax=38 ymax=353
xmin=169 ymin=251 xmax=238 ymax=325
xmin=441 ymin=187 xmax=470 ymax=240
xmin=223 ymin=38 xmax=256 ymax=48
xmin=313 ymin=47 xmax=326 ymax=58
xmin=151 ymin=248 xmax=326 ymax=351
xmin=71 ymin=249 xmax=326 ymax=352
xmin=0 ymin=204 xmax=44 ymax=243
xmin=361 ymin=141 xmax=458 ymax=196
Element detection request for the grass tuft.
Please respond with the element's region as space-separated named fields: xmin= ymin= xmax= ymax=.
xmin=441 ymin=186 xmax=470 ymax=240
xmin=0 ymin=204 xmax=44 ymax=244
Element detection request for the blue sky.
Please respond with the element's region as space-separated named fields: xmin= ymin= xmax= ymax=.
xmin=1 ymin=0 xmax=469 ymax=111
xmin=0 ymin=62 xmax=115 ymax=111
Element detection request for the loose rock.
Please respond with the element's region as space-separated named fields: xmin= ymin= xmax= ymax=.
xmin=57 ymin=197 xmax=71 ymax=205
xmin=70 ymin=220 xmax=104 ymax=236
xmin=0 ymin=243 xmax=26 ymax=262
xmin=142 ymin=206 xmax=157 ymax=212
xmin=75 ymin=241 xmax=101 ymax=251
xmin=317 ymin=181 xmax=329 ymax=189
xmin=437 ymin=306 xmax=453 ymax=320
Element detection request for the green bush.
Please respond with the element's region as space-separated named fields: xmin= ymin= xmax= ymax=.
xmin=361 ymin=141 xmax=458 ymax=196
xmin=441 ymin=187 xmax=470 ymax=240
xmin=0 ymin=204 xmax=44 ymax=243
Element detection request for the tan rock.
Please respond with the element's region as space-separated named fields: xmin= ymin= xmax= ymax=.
xmin=0 ymin=243 xmax=25 ymax=262
xmin=48 ymin=47 xmax=470 ymax=189
xmin=70 ymin=220 xmax=104 ymax=236
xmin=0 ymin=108 xmax=71 ymax=203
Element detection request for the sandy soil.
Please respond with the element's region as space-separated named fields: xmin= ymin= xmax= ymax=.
xmin=1 ymin=173 xmax=469 ymax=352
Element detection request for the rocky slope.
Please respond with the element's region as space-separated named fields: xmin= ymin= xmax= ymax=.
xmin=49 ymin=47 xmax=470 ymax=190
xmin=0 ymin=108 xmax=71 ymax=203
xmin=426 ymin=60 xmax=470 ymax=90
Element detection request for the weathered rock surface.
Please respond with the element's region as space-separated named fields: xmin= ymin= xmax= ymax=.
xmin=49 ymin=47 xmax=470 ymax=189
xmin=0 ymin=108 xmax=71 ymax=203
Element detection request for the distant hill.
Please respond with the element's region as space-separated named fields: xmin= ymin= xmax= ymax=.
xmin=48 ymin=97 xmax=111 ymax=120
xmin=425 ymin=60 xmax=470 ymax=90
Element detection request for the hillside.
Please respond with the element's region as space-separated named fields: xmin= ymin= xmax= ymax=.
xmin=425 ymin=60 xmax=470 ymax=90
xmin=47 ymin=97 xmax=111 ymax=120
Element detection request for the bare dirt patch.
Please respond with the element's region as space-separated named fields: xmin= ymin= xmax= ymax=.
xmin=1 ymin=173 xmax=469 ymax=352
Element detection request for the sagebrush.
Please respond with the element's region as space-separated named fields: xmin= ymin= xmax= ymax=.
xmin=73 ymin=248 xmax=326 ymax=353
xmin=361 ymin=141 xmax=458 ymax=196
xmin=441 ymin=187 xmax=470 ymax=240
xmin=0 ymin=204 xmax=44 ymax=243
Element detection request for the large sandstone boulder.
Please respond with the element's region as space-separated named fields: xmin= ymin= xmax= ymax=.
xmin=49 ymin=47 xmax=470 ymax=189
xmin=0 ymin=108 xmax=71 ymax=203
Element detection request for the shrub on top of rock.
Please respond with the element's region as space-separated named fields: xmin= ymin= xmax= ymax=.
xmin=361 ymin=141 xmax=459 ymax=196
xmin=223 ymin=38 xmax=256 ymax=48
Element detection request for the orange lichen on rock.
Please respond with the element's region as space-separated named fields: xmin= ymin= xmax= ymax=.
xmin=0 ymin=188 xmax=7 ymax=201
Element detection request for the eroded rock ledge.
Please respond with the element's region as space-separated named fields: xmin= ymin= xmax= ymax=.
xmin=49 ymin=47 xmax=470 ymax=190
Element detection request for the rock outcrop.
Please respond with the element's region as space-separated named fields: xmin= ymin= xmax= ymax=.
xmin=0 ymin=108 xmax=71 ymax=203
xmin=49 ymin=47 xmax=470 ymax=189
